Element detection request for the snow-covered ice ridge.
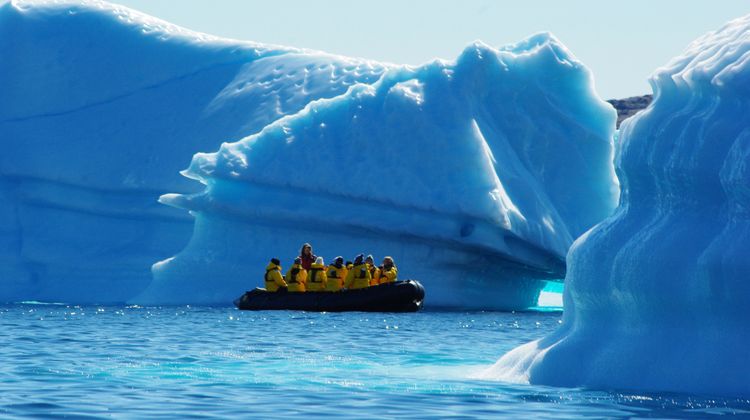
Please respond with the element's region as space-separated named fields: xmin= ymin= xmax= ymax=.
xmin=487 ymin=15 xmax=750 ymax=395
xmin=1 ymin=0 xmax=617 ymax=308
xmin=138 ymin=36 xmax=618 ymax=308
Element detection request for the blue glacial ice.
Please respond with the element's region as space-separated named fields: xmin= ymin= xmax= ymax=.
xmin=1 ymin=0 xmax=617 ymax=308
xmin=0 ymin=0 xmax=388 ymax=303
xmin=486 ymin=15 xmax=750 ymax=395
xmin=137 ymin=35 xmax=618 ymax=309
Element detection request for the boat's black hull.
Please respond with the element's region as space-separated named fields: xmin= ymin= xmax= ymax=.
xmin=234 ymin=280 xmax=425 ymax=312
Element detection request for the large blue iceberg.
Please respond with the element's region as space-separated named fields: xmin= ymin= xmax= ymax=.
xmin=1 ymin=0 xmax=617 ymax=307
xmin=486 ymin=15 xmax=750 ymax=395
xmin=0 ymin=0 xmax=387 ymax=303
xmin=138 ymin=35 xmax=618 ymax=309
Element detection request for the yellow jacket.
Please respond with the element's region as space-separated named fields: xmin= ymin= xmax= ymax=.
xmin=377 ymin=265 xmax=398 ymax=284
xmin=325 ymin=264 xmax=348 ymax=292
xmin=367 ymin=264 xmax=380 ymax=286
xmin=306 ymin=263 xmax=328 ymax=292
xmin=285 ymin=264 xmax=307 ymax=292
xmin=264 ymin=263 xmax=287 ymax=292
xmin=344 ymin=263 xmax=371 ymax=290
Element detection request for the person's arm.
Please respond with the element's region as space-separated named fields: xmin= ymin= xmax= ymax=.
xmin=344 ymin=269 xmax=354 ymax=289
xmin=364 ymin=267 xmax=372 ymax=283
xmin=320 ymin=270 xmax=328 ymax=289
xmin=275 ymin=270 xmax=288 ymax=287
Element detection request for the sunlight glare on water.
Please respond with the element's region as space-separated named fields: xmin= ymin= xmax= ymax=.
xmin=2 ymin=304 xmax=749 ymax=418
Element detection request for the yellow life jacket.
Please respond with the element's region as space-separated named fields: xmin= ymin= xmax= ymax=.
xmin=345 ymin=263 xmax=371 ymax=290
xmin=367 ymin=264 xmax=379 ymax=286
xmin=378 ymin=265 xmax=398 ymax=284
xmin=325 ymin=264 xmax=347 ymax=291
xmin=264 ymin=263 xmax=287 ymax=292
xmin=285 ymin=264 xmax=307 ymax=292
xmin=307 ymin=263 xmax=327 ymax=292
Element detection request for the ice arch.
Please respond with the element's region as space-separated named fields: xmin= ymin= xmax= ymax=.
xmin=138 ymin=35 xmax=617 ymax=309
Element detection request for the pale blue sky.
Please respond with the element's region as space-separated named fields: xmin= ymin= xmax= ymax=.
xmin=113 ymin=1 xmax=749 ymax=99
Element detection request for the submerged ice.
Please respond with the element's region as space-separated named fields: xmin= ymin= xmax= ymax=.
xmin=487 ymin=14 xmax=750 ymax=395
xmin=1 ymin=0 xmax=617 ymax=308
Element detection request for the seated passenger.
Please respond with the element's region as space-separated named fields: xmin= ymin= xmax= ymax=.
xmin=365 ymin=254 xmax=379 ymax=286
xmin=264 ymin=258 xmax=288 ymax=292
xmin=377 ymin=256 xmax=398 ymax=284
xmin=345 ymin=260 xmax=353 ymax=270
xmin=285 ymin=257 xmax=307 ymax=292
xmin=344 ymin=254 xmax=371 ymax=290
xmin=307 ymin=257 xmax=328 ymax=292
xmin=326 ymin=256 xmax=348 ymax=292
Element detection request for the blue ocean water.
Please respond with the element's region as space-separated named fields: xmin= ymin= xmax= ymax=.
xmin=1 ymin=304 xmax=748 ymax=419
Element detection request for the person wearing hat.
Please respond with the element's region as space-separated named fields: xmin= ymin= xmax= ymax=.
xmin=326 ymin=256 xmax=348 ymax=292
xmin=286 ymin=257 xmax=307 ymax=292
xmin=264 ymin=258 xmax=288 ymax=292
xmin=365 ymin=254 xmax=379 ymax=286
xmin=376 ymin=256 xmax=398 ymax=285
xmin=306 ymin=256 xmax=328 ymax=292
xmin=344 ymin=254 xmax=371 ymax=290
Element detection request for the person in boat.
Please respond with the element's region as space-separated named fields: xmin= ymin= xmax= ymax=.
xmin=299 ymin=243 xmax=317 ymax=270
xmin=344 ymin=254 xmax=371 ymax=290
xmin=326 ymin=256 xmax=348 ymax=292
xmin=365 ymin=254 xmax=379 ymax=286
xmin=286 ymin=257 xmax=307 ymax=292
xmin=376 ymin=256 xmax=398 ymax=284
xmin=264 ymin=258 xmax=288 ymax=292
xmin=306 ymin=256 xmax=328 ymax=292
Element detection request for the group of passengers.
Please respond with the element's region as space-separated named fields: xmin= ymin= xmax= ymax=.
xmin=263 ymin=243 xmax=398 ymax=293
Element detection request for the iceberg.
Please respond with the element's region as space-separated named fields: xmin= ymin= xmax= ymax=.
xmin=138 ymin=34 xmax=618 ymax=309
xmin=0 ymin=0 xmax=387 ymax=303
xmin=487 ymin=15 xmax=750 ymax=395
xmin=2 ymin=0 xmax=617 ymax=308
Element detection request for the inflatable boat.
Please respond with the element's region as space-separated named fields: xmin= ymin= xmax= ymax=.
xmin=234 ymin=280 xmax=425 ymax=312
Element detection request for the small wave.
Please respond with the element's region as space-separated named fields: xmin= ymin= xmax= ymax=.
xmin=15 ymin=301 xmax=66 ymax=306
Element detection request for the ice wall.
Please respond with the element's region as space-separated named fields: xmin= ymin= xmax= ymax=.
xmin=0 ymin=0 xmax=387 ymax=302
xmin=137 ymin=34 xmax=618 ymax=309
xmin=487 ymin=15 xmax=750 ymax=395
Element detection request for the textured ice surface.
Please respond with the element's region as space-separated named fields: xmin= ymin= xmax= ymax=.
xmin=138 ymin=33 xmax=618 ymax=308
xmin=1 ymin=0 xmax=617 ymax=307
xmin=0 ymin=0 xmax=387 ymax=302
xmin=487 ymin=14 xmax=750 ymax=395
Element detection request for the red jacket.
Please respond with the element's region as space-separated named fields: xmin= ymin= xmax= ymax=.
xmin=300 ymin=253 xmax=316 ymax=270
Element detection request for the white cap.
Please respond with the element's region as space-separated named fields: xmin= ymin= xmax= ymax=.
xmin=315 ymin=256 xmax=324 ymax=265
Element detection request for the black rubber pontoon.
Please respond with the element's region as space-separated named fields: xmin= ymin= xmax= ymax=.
xmin=234 ymin=280 xmax=425 ymax=312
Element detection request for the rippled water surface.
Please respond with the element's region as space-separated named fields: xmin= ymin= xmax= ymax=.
xmin=2 ymin=304 xmax=748 ymax=418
